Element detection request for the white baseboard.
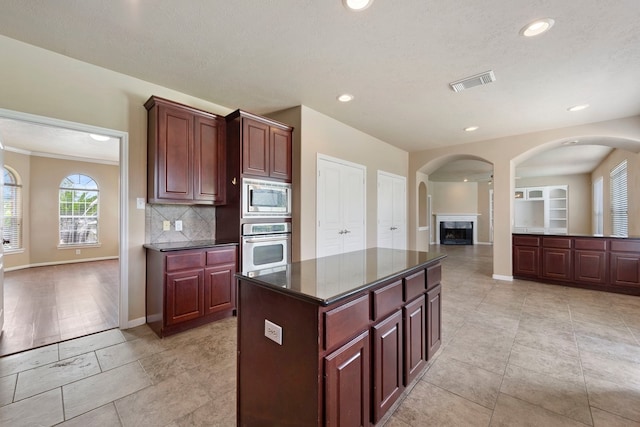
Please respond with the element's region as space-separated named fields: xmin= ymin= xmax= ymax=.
xmin=5 ymin=256 xmax=119 ymax=272
xmin=492 ymin=274 xmax=513 ymax=281
xmin=126 ymin=317 xmax=147 ymax=329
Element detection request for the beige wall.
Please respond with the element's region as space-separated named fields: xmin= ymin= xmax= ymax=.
xmin=0 ymin=35 xmax=233 ymax=323
xmin=4 ymin=151 xmax=119 ymax=269
xmin=431 ymin=182 xmax=478 ymax=214
xmin=516 ymin=174 xmax=592 ymax=234
xmin=410 ymin=116 xmax=640 ymax=279
xmin=591 ymin=149 xmax=640 ymax=236
xmin=477 ymin=182 xmax=492 ymax=243
xmin=269 ymin=106 xmax=409 ymax=261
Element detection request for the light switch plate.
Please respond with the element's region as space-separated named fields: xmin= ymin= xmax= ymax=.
xmin=264 ymin=319 xmax=283 ymax=345
xmin=175 ymin=220 xmax=183 ymax=231
xmin=162 ymin=220 xmax=170 ymax=231
xmin=136 ymin=197 xmax=145 ymax=209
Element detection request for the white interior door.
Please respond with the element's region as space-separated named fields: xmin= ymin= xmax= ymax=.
xmin=317 ymin=155 xmax=366 ymax=258
xmin=377 ymin=171 xmax=406 ymax=249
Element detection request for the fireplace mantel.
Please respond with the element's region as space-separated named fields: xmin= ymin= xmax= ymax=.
xmin=434 ymin=213 xmax=480 ymax=245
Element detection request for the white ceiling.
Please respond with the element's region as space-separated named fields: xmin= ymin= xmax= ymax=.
xmin=0 ymin=118 xmax=119 ymax=164
xmin=1 ymin=1 xmax=639 ymax=170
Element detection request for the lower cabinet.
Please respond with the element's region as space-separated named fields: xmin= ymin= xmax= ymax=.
xmin=426 ymin=284 xmax=442 ymax=360
xmin=237 ymin=259 xmax=443 ymax=427
xmin=325 ymin=332 xmax=371 ymax=427
xmin=372 ymin=310 xmax=403 ymax=423
xmin=146 ymin=244 xmax=237 ymax=337
xmin=513 ymin=234 xmax=640 ymax=295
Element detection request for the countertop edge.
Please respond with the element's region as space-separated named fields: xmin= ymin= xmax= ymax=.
xmin=144 ymin=241 xmax=238 ymax=252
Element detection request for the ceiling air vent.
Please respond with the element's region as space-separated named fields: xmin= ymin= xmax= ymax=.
xmin=449 ymin=70 xmax=496 ymax=93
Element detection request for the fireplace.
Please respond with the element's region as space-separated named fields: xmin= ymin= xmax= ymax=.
xmin=440 ymin=221 xmax=473 ymax=245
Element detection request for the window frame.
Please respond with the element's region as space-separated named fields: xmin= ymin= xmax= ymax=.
xmin=3 ymin=166 xmax=23 ymax=252
xmin=610 ymin=160 xmax=628 ymax=237
xmin=58 ymin=173 xmax=100 ymax=247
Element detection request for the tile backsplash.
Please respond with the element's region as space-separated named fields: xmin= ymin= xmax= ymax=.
xmin=146 ymin=204 xmax=216 ymax=244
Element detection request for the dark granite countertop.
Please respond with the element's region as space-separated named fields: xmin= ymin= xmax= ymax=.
xmin=144 ymin=239 xmax=238 ymax=252
xmin=512 ymin=232 xmax=640 ymax=239
xmin=236 ymin=247 xmax=446 ymax=306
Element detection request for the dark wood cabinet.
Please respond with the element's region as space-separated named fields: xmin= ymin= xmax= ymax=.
xmin=237 ymin=255 xmax=444 ymax=426
xmin=326 ymin=331 xmax=371 ymax=427
xmin=145 ymin=245 xmax=237 ymax=337
xmin=513 ymin=235 xmax=540 ymax=278
xmin=426 ymin=284 xmax=442 ymax=360
xmin=146 ymin=96 xmax=226 ymax=205
xmin=513 ymin=234 xmax=640 ymax=296
xmin=372 ymin=310 xmax=403 ymax=423
xmin=610 ymin=240 xmax=640 ymax=288
xmin=574 ymin=239 xmax=607 ymax=285
xmin=404 ymin=296 xmax=426 ymax=384
xmin=228 ymin=110 xmax=293 ymax=182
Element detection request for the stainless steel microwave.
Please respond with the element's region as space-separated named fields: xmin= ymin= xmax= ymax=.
xmin=242 ymin=178 xmax=292 ymax=218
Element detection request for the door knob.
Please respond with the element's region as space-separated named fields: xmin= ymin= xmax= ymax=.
xmin=390 ymin=226 xmax=397 ymax=231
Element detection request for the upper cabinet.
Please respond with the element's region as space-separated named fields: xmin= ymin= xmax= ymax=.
xmin=227 ymin=110 xmax=292 ymax=182
xmin=513 ymin=185 xmax=568 ymax=234
xmin=146 ymin=96 xmax=226 ymax=205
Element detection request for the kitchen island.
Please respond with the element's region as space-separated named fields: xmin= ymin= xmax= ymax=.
xmin=236 ymin=248 xmax=446 ymax=426
xmin=513 ymin=233 xmax=640 ymax=295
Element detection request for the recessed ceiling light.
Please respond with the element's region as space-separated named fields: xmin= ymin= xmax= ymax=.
xmin=89 ymin=133 xmax=110 ymax=141
xmin=342 ymin=0 xmax=373 ymax=11
xmin=562 ymin=139 xmax=579 ymax=145
xmin=567 ymin=104 xmax=590 ymax=112
xmin=464 ymin=126 xmax=479 ymax=132
xmin=520 ymin=18 xmax=555 ymax=37
xmin=463 ymin=178 xmax=468 ymax=182
xmin=337 ymin=93 xmax=354 ymax=102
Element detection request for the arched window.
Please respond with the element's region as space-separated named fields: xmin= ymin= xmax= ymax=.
xmin=59 ymin=174 xmax=99 ymax=245
xmin=3 ymin=166 xmax=22 ymax=251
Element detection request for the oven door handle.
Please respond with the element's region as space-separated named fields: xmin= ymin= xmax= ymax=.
xmin=243 ymin=234 xmax=290 ymax=244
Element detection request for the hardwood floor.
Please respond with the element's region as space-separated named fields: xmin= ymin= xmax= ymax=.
xmin=0 ymin=260 xmax=119 ymax=356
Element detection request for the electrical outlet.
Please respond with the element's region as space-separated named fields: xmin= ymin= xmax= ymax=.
xmin=163 ymin=220 xmax=170 ymax=231
xmin=175 ymin=220 xmax=183 ymax=231
xmin=75 ymin=249 xmax=81 ymax=255
xmin=136 ymin=197 xmax=145 ymax=209
xmin=264 ymin=319 xmax=283 ymax=345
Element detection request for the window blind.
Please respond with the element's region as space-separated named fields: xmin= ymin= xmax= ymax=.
xmin=3 ymin=168 xmax=22 ymax=251
xmin=610 ymin=160 xmax=628 ymax=237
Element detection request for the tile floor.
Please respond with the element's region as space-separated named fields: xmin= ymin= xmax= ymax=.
xmin=1 ymin=245 xmax=640 ymax=426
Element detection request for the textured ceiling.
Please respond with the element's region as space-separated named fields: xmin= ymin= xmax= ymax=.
xmin=0 ymin=0 xmax=639 ymax=155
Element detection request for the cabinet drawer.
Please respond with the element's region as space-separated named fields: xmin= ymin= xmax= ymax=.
xmin=372 ymin=280 xmax=403 ymax=321
xmin=404 ymin=270 xmax=426 ymax=302
xmin=574 ymin=239 xmax=606 ymax=251
xmin=542 ymin=237 xmax=572 ymax=249
xmin=513 ymin=235 xmax=540 ymax=247
xmin=324 ymin=295 xmax=370 ymax=350
xmin=206 ymin=247 xmax=237 ymax=266
xmin=426 ymin=264 xmax=441 ymax=290
xmin=610 ymin=240 xmax=640 ymax=253
xmin=166 ymin=251 xmax=205 ymax=272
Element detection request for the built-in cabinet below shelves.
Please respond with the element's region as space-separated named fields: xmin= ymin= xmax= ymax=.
xmin=513 ymin=234 xmax=640 ymax=295
xmin=513 ymin=185 xmax=568 ymax=234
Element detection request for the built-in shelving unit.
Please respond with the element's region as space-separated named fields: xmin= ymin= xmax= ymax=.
xmin=513 ymin=185 xmax=568 ymax=234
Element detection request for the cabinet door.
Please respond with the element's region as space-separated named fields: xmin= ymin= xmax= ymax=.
xmin=426 ymin=285 xmax=441 ymax=360
xmin=404 ymin=296 xmax=426 ymax=384
xmin=513 ymin=246 xmax=539 ymax=277
xmin=166 ymin=269 xmax=204 ymax=325
xmin=325 ymin=331 xmax=370 ymax=427
xmin=204 ymin=263 xmax=235 ymax=315
xmin=372 ymin=311 xmax=403 ymax=423
xmin=194 ymin=115 xmax=226 ymax=204
xmin=157 ymin=105 xmax=194 ymax=201
xmin=242 ymin=118 xmax=270 ymax=177
xmin=610 ymin=252 xmax=640 ymax=287
xmin=541 ymin=248 xmax=572 ymax=281
xmin=269 ymin=126 xmax=292 ymax=181
xmin=574 ymin=250 xmax=607 ymax=285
